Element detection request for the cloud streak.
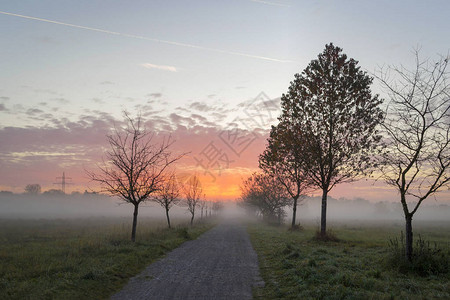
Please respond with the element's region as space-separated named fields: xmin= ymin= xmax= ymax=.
xmin=0 ymin=11 xmax=294 ymax=63
xmin=250 ymin=0 xmax=290 ymax=7
xmin=142 ymin=63 xmax=177 ymax=72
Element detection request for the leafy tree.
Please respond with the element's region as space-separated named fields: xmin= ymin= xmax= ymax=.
xmin=87 ymin=113 xmax=184 ymax=242
xmin=240 ymin=173 xmax=290 ymax=224
xmin=24 ymin=184 xmax=41 ymax=195
xmin=280 ymin=43 xmax=383 ymax=236
xmin=153 ymin=172 xmax=181 ymax=228
xmin=260 ymin=122 xmax=310 ymax=229
xmin=376 ymin=50 xmax=450 ymax=261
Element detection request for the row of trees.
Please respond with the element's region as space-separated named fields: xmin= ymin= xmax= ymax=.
xmin=25 ymin=175 xmax=218 ymax=233
xmin=86 ymin=113 xmax=221 ymax=242
xmin=240 ymin=173 xmax=289 ymax=224
xmin=23 ymin=184 xmax=87 ymax=196
xmin=152 ymin=173 xmax=217 ymax=228
xmin=154 ymin=173 xmax=221 ymax=227
xmin=241 ymin=43 xmax=449 ymax=262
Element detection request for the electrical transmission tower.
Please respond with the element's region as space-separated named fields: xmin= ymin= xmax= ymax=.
xmin=54 ymin=172 xmax=73 ymax=194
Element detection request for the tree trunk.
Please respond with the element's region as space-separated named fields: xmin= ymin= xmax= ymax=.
xmin=190 ymin=212 xmax=195 ymax=226
xmin=405 ymin=214 xmax=413 ymax=262
xmin=165 ymin=207 xmax=171 ymax=229
xmin=291 ymin=196 xmax=298 ymax=228
xmin=131 ymin=203 xmax=139 ymax=242
xmin=321 ymin=189 xmax=328 ymax=236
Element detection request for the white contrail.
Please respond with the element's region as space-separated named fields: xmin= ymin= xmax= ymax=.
xmin=0 ymin=11 xmax=294 ymax=63
xmin=250 ymin=0 xmax=291 ymax=7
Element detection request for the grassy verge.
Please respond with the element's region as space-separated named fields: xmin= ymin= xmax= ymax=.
xmin=248 ymin=222 xmax=450 ymax=299
xmin=0 ymin=217 xmax=214 ymax=299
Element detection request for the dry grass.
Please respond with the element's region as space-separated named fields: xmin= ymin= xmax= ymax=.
xmin=248 ymin=221 xmax=450 ymax=299
xmin=0 ymin=217 xmax=213 ymax=299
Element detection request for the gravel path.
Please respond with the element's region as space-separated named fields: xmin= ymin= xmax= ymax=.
xmin=111 ymin=221 xmax=264 ymax=300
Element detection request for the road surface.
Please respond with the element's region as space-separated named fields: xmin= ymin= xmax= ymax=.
xmin=111 ymin=221 xmax=264 ymax=300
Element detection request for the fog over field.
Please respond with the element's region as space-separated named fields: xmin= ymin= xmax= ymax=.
xmin=297 ymin=197 xmax=450 ymax=222
xmin=1 ymin=192 xmax=449 ymax=223
xmin=0 ymin=192 xmax=187 ymax=220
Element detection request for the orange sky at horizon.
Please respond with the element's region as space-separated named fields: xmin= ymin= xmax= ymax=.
xmin=2 ymin=1 xmax=450 ymax=208
xmin=2 ymin=161 xmax=449 ymax=205
xmin=1 ymin=116 xmax=449 ymax=204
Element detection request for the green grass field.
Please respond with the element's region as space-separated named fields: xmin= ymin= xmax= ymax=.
xmin=248 ymin=221 xmax=450 ymax=299
xmin=0 ymin=217 xmax=213 ymax=299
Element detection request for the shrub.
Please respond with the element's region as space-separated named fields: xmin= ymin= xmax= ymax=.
xmin=387 ymin=232 xmax=449 ymax=276
xmin=176 ymin=227 xmax=190 ymax=240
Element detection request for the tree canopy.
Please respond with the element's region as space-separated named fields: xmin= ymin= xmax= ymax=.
xmin=279 ymin=43 xmax=383 ymax=235
xmin=259 ymin=122 xmax=310 ymax=228
xmin=240 ymin=172 xmax=290 ymax=224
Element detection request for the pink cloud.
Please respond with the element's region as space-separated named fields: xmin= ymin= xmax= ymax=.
xmin=0 ymin=110 xmax=268 ymax=195
xmin=3 ymin=108 xmax=446 ymax=203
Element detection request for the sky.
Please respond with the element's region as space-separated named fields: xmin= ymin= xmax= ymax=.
xmin=1 ymin=0 xmax=449 ymax=202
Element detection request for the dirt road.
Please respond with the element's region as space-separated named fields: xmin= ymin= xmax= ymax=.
xmin=111 ymin=221 xmax=264 ymax=300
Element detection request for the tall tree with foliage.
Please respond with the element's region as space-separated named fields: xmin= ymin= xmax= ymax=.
xmin=280 ymin=43 xmax=383 ymax=236
xmin=259 ymin=122 xmax=310 ymax=228
xmin=376 ymin=50 xmax=450 ymax=261
xmin=87 ymin=113 xmax=184 ymax=242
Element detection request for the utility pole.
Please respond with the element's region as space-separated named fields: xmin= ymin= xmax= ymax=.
xmin=54 ymin=172 xmax=72 ymax=194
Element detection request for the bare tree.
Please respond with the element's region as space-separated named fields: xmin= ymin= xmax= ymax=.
xmin=200 ymin=198 xmax=207 ymax=219
xmin=184 ymin=175 xmax=202 ymax=226
xmin=153 ymin=172 xmax=181 ymax=229
xmin=376 ymin=50 xmax=450 ymax=261
xmin=87 ymin=113 xmax=184 ymax=242
xmin=259 ymin=122 xmax=311 ymax=228
xmin=240 ymin=173 xmax=290 ymax=224
xmin=212 ymin=201 xmax=224 ymax=215
xmin=24 ymin=184 xmax=41 ymax=195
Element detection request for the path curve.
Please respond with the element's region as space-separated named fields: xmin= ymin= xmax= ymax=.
xmin=111 ymin=221 xmax=264 ymax=300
